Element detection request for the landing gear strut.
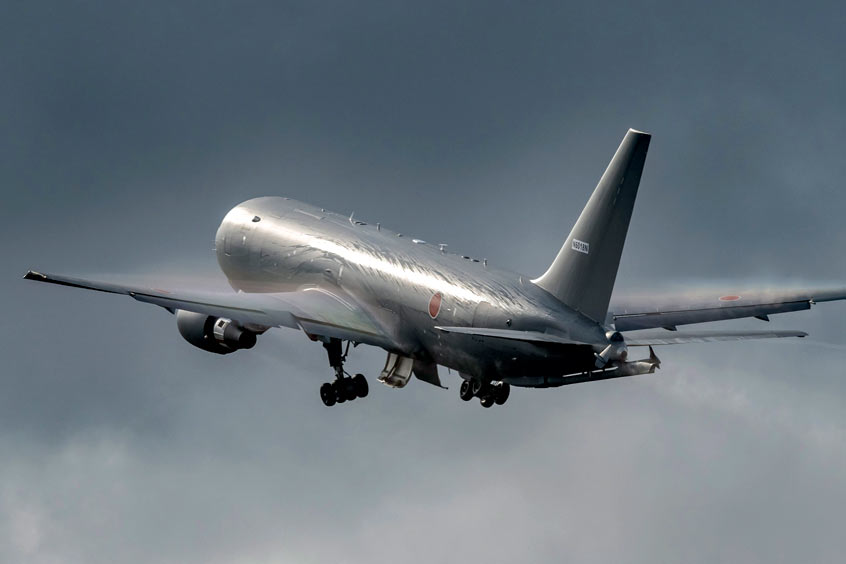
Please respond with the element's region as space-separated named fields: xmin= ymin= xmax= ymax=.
xmin=319 ymin=338 xmax=369 ymax=407
xmin=459 ymin=378 xmax=510 ymax=408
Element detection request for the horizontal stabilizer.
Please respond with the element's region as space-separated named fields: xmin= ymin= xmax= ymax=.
xmin=435 ymin=326 xmax=591 ymax=345
xmin=435 ymin=326 xmax=808 ymax=347
xmin=624 ymin=329 xmax=807 ymax=346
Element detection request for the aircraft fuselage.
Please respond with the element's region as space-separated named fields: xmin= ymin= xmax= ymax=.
xmin=215 ymin=197 xmax=606 ymax=385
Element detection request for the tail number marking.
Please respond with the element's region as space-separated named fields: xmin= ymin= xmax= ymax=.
xmin=571 ymin=239 xmax=590 ymax=254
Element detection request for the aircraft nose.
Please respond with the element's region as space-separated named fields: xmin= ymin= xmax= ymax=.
xmin=215 ymin=204 xmax=254 ymax=261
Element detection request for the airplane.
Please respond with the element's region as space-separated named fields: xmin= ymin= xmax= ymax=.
xmin=24 ymin=129 xmax=846 ymax=408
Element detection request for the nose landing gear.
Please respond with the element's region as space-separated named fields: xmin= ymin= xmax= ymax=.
xmin=459 ymin=378 xmax=510 ymax=408
xmin=319 ymin=338 xmax=369 ymax=407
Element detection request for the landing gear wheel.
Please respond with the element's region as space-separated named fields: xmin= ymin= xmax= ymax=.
xmin=494 ymin=382 xmax=510 ymax=405
xmin=333 ymin=380 xmax=347 ymax=404
xmin=343 ymin=378 xmax=357 ymax=402
xmin=471 ymin=379 xmax=486 ymax=397
xmin=480 ymin=396 xmax=495 ymax=408
xmin=459 ymin=380 xmax=474 ymax=401
xmin=353 ymin=373 xmax=369 ymax=398
xmin=319 ymin=339 xmax=371 ymax=407
xmin=320 ymin=383 xmax=336 ymax=407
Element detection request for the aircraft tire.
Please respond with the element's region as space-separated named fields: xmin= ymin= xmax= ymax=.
xmin=353 ymin=373 xmax=369 ymax=398
xmin=343 ymin=379 xmax=357 ymax=401
xmin=480 ymin=396 xmax=495 ymax=408
xmin=320 ymin=383 xmax=336 ymax=407
xmin=333 ymin=381 xmax=347 ymax=404
xmin=459 ymin=380 xmax=474 ymax=401
xmin=494 ymin=383 xmax=510 ymax=405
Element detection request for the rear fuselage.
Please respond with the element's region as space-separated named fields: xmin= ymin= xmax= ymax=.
xmin=215 ymin=197 xmax=606 ymax=384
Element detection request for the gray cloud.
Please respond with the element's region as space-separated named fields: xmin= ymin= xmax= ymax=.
xmin=2 ymin=1 xmax=846 ymax=562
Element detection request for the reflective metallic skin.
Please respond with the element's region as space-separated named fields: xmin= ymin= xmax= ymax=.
xmin=215 ymin=197 xmax=606 ymax=386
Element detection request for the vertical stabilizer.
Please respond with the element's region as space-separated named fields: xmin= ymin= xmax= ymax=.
xmin=532 ymin=129 xmax=651 ymax=322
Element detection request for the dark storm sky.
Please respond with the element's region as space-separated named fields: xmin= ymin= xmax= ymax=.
xmin=3 ymin=2 xmax=846 ymax=562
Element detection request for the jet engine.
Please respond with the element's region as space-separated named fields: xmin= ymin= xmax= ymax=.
xmin=176 ymin=310 xmax=258 ymax=354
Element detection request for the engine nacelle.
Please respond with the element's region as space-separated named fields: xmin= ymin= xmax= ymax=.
xmin=176 ymin=310 xmax=257 ymax=355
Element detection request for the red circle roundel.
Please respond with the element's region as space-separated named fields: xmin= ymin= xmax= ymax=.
xmin=719 ymin=295 xmax=741 ymax=301
xmin=428 ymin=292 xmax=443 ymax=319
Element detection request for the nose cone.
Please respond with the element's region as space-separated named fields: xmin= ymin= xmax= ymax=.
xmin=215 ymin=197 xmax=296 ymax=291
xmin=215 ymin=203 xmax=260 ymax=288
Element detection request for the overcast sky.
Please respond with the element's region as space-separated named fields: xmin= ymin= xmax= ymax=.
xmin=3 ymin=1 xmax=846 ymax=562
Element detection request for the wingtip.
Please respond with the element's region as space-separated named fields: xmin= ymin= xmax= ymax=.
xmin=24 ymin=270 xmax=46 ymax=281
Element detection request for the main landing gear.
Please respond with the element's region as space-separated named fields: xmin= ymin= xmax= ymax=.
xmin=319 ymin=338 xmax=369 ymax=407
xmin=459 ymin=378 xmax=510 ymax=408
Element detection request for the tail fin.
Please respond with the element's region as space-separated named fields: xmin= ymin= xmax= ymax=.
xmin=532 ymin=128 xmax=651 ymax=322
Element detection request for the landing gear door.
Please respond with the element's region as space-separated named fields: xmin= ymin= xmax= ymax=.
xmin=378 ymin=352 xmax=414 ymax=388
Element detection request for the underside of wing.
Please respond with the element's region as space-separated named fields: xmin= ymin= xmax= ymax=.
xmin=24 ymin=270 xmax=393 ymax=347
xmin=623 ymin=329 xmax=808 ymax=346
xmin=608 ymin=287 xmax=846 ymax=331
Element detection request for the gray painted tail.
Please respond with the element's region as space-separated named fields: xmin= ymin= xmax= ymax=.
xmin=532 ymin=129 xmax=651 ymax=322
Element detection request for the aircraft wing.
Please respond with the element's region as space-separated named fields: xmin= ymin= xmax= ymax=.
xmin=23 ymin=270 xmax=394 ymax=347
xmin=608 ymin=287 xmax=846 ymax=331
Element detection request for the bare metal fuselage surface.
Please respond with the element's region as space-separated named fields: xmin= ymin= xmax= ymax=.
xmin=216 ymin=197 xmax=603 ymax=386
